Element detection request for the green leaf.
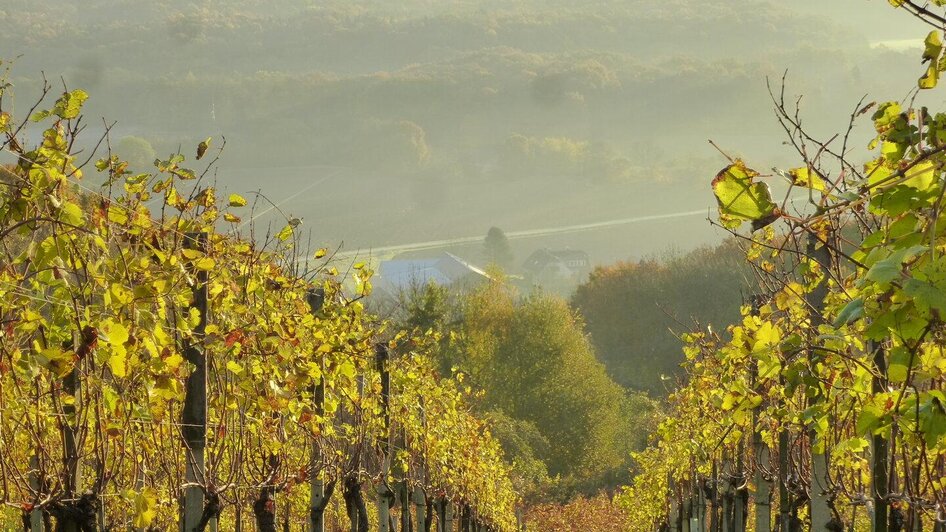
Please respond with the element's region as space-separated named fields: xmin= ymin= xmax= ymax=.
xmin=903 ymin=278 xmax=946 ymax=314
xmin=101 ymin=319 xmax=129 ymax=377
xmin=833 ymin=298 xmax=865 ymax=327
xmin=865 ymin=245 xmax=927 ymax=286
xmin=872 ymin=102 xmax=903 ymax=131
xmin=181 ymin=248 xmax=203 ymax=260
xmin=752 ymin=321 xmax=781 ymax=353
xmin=133 ymin=488 xmax=157 ymax=528
xmin=37 ymin=347 xmax=76 ymax=378
xmin=869 ymin=185 xmax=927 ymax=217
xmin=865 ymin=159 xmax=893 ymax=188
xmin=712 ymin=161 xmax=778 ymax=230
xmin=194 ymin=257 xmax=215 ymax=271
xmin=53 ymin=89 xmax=89 ymax=119
xmin=338 ymin=361 xmax=356 ymax=379
xmin=881 ymin=140 xmax=906 ymax=165
xmin=857 ymin=403 xmax=884 ymax=435
xmin=58 ymin=201 xmax=83 ymax=226
xmin=108 ymin=352 xmax=127 ymax=377
xmin=835 ymin=437 xmax=869 ymax=453
xmin=919 ymin=394 xmax=946 ymax=447
xmin=29 ymin=110 xmax=52 ymax=122
xmin=888 ymin=346 xmax=913 ymax=383
xmin=107 ymin=206 xmax=129 ymax=225
xmin=101 ymin=319 xmax=130 ymax=347
xmin=276 ymin=224 xmax=294 ymax=242
xmin=902 ymin=160 xmax=937 ymax=191
xmin=788 ymin=167 xmax=827 ymax=192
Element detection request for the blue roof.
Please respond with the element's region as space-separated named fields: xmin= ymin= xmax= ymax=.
xmin=377 ymin=252 xmax=489 ymax=293
xmin=378 ymin=259 xmax=450 ymax=287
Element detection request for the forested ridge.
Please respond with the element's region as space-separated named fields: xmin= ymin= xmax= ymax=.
xmin=0 ymin=0 xmax=922 ymax=258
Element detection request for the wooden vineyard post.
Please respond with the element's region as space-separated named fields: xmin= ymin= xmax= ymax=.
xmin=182 ymin=232 xmax=210 ymax=532
xmin=806 ymin=232 xmax=833 ymax=531
xmin=667 ymin=474 xmax=680 ymax=532
xmin=55 ymin=328 xmax=84 ymax=532
xmin=734 ymin=440 xmax=747 ymax=532
xmin=753 ymin=435 xmax=772 ymax=532
xmin=810 ymin=448 xmax=832 ymax=530
xmin=377 ymin=343 xmax=393 ymax=532
xmin=28 ymin=454 xmax=41 ymax=531
xmin=399 ymin=478 xmax=411 ymax=532
xmin=460 ymin=504 xmax=469 ymax=532
xmin=709 ymin=462 xmax=718 ymax=532
xmin=721 ymin=450 xmax=732 ymax=532
xmin=414 ymin=398 xmax=427 ymax=532
xmin=691 ymin=473 xmax=704 ymax=531
xmin=394 ymin=411 xmax=409 ymax=531
xmin=307 ymin=288 xmax=329 ymax=532
xmin=749 ymin=294 xmax=772 ymax=532
xmin=438 ymin=498 xmax=447 ymax=532
xmin=444 ymin=499 xmax=454 ymax=532
xmin=414 ymin=480 xmax=427 ymax=532
xmin=870 ymin=342 xmax=889 ymax=532
xmin=777 ymin=428 xmax=793 ymax=531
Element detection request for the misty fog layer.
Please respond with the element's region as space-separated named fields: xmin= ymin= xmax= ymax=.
xmin=0 ymin=0 xmax=925 ymax=264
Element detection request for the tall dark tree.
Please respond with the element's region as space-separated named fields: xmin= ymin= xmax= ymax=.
xmin=483 ymin=226 xmax=513 ymax=270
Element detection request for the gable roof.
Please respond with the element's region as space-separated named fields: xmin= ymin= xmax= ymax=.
xmin=377 ymin=252 xmax=490 ymax=293
xmin=522 ymin=248 xmax=589 ymax=272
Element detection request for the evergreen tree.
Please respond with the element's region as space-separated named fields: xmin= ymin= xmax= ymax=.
xmin=483 ymin=226 xmax=514 ymax=270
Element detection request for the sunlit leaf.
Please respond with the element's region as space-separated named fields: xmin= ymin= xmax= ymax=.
xmin=920 ymin=31 xmax=943 ymax=89
xmin=788 ymin=167 xmax=827 ymax=192
xmin=712 ymin=161 xmax=778 ymax=230
xmin=276 ymin=224 xmax=294 ymax=241
xmin=197 ymin=137 xmax=212 ymax=160
xmin=133 ymin=488 xmax=157 ymax=528
xmin=228 ymin=193 xmax=247 ymax=207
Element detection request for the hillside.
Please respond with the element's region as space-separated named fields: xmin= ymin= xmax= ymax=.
xmin=0 ymin=0 xmax=921 ymax=263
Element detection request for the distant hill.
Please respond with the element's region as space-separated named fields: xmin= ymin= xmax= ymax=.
xmin=0 ymin=0 xmax=927 ymax=258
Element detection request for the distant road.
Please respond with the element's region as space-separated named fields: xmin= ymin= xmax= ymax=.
xmin=330 ymin=207 xmax=711 ymax=261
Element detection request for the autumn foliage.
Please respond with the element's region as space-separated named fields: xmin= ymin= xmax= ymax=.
xmin=524 ymin=494 xmax=626 ymax=532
